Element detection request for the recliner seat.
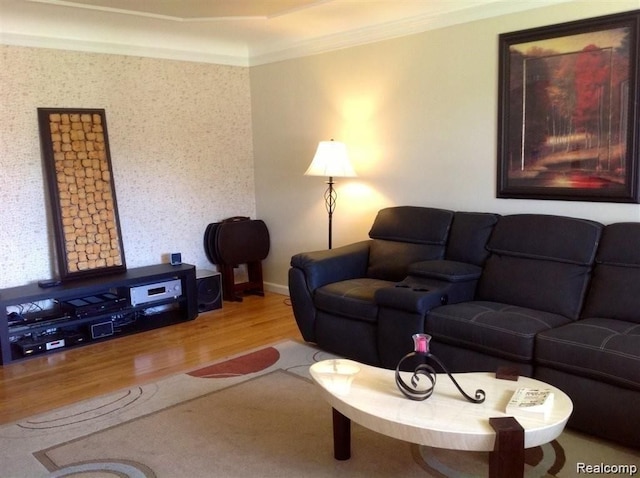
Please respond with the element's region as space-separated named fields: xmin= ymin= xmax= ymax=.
xmin=425 ymin=214 xmax=602 ymax=375
xmin=289 ymin=206 xmax=454 ymax=364
xmin=535 ymin=222 xmax=640 ymax=446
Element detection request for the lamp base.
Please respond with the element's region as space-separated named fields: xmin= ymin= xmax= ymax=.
xmin=324 ymin=177 xmax=336 ymax=249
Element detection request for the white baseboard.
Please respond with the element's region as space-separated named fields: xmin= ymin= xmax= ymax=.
xmin=264 ymin=282 xmax=289 ymax=297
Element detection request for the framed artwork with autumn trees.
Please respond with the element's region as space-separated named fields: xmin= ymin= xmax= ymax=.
xmin=497 ymin=10 xmax=640 ymax=202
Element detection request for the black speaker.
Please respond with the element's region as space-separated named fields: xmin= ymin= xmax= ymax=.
xmin=196 ymin=269 xmax=222 ymax=312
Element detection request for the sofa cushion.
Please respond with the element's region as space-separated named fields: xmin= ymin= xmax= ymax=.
xmin=486 ymin=214 xmax=601 ymax=265
xmin=426 ymin=301 xmax=572 ymax=362
xmin=366 ymin=206 xmax=455 ymax=281
xmin=593 ymin=222 xmax=640 ymax=266
xmin=445 ymin=212 xmax=499 ymax=265
xmin=536 ymin=318 xmax=640 ymax=391
xmin=314 ymin=278 xmax=393 ymax=322
xmin=367 ymin=240 xmax=446 ymax=281
xmin=581 ymin=264 xmax=640 ymax=323
xmin=581 ymin=223 xmax=640 ymax=323
xmin=368 ymin=206 xmax=454 ymax=244
xmin=477 ymin=214 xmax=602 ymax=320
xmin=477 ymin=255 xmax=592 ymax=319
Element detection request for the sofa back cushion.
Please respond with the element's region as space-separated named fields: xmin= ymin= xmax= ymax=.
xmin=367 ymin=206 xmax=454 ymax=281
xmin=477 ymin=214 xmax=602 ymax=319
xmin=445 ymin=212 xmax=499 ymax=265
xmin=581 ymin=223 xmax=640 ymax=323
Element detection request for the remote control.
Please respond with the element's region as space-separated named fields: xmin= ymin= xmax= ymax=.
xmin=38 ymin=279 xmax=62 ymax=288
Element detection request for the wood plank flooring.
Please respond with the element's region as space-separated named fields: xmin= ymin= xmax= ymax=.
xmin=0 ymin=292 xmax=302 ymax=425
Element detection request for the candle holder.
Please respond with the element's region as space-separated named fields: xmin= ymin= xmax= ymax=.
xmin=395 ymin=334 xmax=486 ymax=403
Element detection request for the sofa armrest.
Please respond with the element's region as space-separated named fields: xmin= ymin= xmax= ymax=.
xmin=290 ymin=240 xmax=371 ymax=291
xmin=408 ymin=259 xmax=482 ymax=282
xmin=399 ymin=260 xmax=483 ymax=305
xmin=289 ymin=241 xmax=371 ymax=343
xmin=375 ymin=284 xmax=448 ymax=315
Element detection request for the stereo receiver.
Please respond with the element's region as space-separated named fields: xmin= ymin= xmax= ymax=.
xmin=127 ymin=279 xmax=182 ymax=306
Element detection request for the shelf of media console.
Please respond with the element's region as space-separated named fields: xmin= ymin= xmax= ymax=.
xmin=0 ymin=263 xmax=198 ymax=365
xmin=7 ymin=296 xmax=185 ymax=335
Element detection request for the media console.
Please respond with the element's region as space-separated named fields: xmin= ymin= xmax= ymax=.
xmin=0 ymin=263 xmax=198 ymax=365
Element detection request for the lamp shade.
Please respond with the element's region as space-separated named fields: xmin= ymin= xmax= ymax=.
xmin=305 ymin=140 xmax=356 ymax=178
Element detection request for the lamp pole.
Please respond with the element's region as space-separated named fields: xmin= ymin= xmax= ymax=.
xmin=324 ymin=176 xmax=337 ymax=249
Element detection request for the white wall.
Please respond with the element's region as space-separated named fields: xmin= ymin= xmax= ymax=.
xmin=251 ymin=1 xmax=640 ymax=293
xmin=0 ymin=46 xmax=255 ymax=289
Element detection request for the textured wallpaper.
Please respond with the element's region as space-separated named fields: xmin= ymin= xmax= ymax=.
xmin=0 ymin=45 xmax=255 ymax=289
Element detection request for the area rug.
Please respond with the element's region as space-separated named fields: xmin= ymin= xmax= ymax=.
xmin=0 ymin=340 xmax=638 ymax=477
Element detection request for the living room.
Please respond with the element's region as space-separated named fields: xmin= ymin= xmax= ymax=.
xmin=1 ymin=0 xmax=640 ymax=475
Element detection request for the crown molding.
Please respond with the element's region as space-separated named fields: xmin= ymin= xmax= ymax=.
xmin=2 ymin=0 xmax=577 ymax=67
xmin=249 ymin=0 xmax=575 ymax=65
xmin=0 ymin=32 xmax=249 ymax=66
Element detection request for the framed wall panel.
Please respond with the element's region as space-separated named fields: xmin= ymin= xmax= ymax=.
xmin=38 ymin=108 xmax=126 ymax=281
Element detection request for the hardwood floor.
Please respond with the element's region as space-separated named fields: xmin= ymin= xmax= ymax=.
xmin=0 ymin=292 xmax=302 ymax=425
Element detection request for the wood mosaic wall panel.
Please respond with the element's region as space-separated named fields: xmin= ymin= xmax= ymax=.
xmin=38 ymin=108 xmax=126 ymax=281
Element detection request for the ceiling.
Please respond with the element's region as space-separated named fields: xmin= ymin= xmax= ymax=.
xmin=0 ymin=0 xmax=573 ymax=66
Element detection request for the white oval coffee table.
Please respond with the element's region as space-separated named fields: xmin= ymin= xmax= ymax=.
xmin=310 ymin=359 xmax=573 ymax=478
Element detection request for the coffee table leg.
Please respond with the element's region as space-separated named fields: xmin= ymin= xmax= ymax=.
xmin=332 ymin=408 xmax=351 ymax=460
xmin=489 ymin=417 xmax=524 ymax=478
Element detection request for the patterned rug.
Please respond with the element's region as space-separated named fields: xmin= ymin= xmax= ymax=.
xmin=0 ymin=340 xmax=638 ymax=477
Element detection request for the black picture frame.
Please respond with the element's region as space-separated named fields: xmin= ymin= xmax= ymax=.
xmin=497 ymin=10 xmax=640 ymax=202
xmin=37 ymin=108 xmax=127 ymax=281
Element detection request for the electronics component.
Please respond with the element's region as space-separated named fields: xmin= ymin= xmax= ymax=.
xmin=12 ymin=333 xmax=65 ymax=357
xmin=127 ymin=279 xmax=182 ymax=306
xmin=141 ymin=303 xmax=178 ymax=316
xmin=196 ymin=270 xmax=222 ymax=312
xmin=7 ymin=311 xmax=72 ymax=329
xmin=61 ymin=293 xmax=127 ymax=318
xmin=65 ymin=331 xmax=86 ymax=345
xmin=90 ymin=321 xmax=114 ymax=339
xmin=46 ymin=338 xmax=65 ymax=350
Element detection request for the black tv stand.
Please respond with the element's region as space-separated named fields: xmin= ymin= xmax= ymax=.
xmin=0 ymin=264 xmax=198 ymax=365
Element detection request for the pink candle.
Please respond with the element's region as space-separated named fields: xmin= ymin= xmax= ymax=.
xmin=413 ymin=334 xmax=431 ymax=354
